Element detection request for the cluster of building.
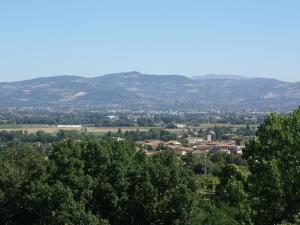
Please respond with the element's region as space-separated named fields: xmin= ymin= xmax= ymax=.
xmin=136 ymin=136 xmax=245 ymax=156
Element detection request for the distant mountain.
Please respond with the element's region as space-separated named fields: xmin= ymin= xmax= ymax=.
xmin=191 ymin=74 xmax=252 ymax=80
xmin=0 ymin=71 xmax=299 ymax=112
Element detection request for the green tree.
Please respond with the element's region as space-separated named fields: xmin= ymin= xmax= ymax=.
xmin=243 ymin=109 xmax=300 ymax=225
xmin=216 ymin=164 xmax=245 ymax=206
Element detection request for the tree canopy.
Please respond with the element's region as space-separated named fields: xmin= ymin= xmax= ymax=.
xmin=0 ymin=139 xmax=198 ymax=225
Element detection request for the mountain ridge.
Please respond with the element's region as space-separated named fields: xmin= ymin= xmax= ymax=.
xmin=2 ymin=72 xmax=296 ymax=83
xmin=0 ymin=72 xmax=299 ymax=112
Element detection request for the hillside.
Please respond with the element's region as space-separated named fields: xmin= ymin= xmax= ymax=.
xmin=0 ymin=72 xmax=299 ymax=112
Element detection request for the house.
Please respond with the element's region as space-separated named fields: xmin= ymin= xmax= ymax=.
xmin=234 ymin=146 xmax=245 ymax=154
xmin=135 ymin=140 xmax=166 ymax=151
xmin=175 ymin=123 xmax=187 ymax=128
xmin=209 ymin=144 xmax=220 ymax=153
xmin=167 ymin=140 xmax=182 ymax=147
xmin=227 ymin=144 xmax=238 ymax=153
xmin=167 ymin=146 xmax=193 ymax=155
xmin=186 ymin=137 xmax=203 ymax=145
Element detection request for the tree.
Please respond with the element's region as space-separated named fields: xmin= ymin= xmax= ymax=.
xmin=243 ymin=109 xmax=300 ymax=225
xmin=0 ymin=144 xmax=109 ymax=225
xmin=0 ymin=137 xmax=200 ymax=225
xmin=216 ymin=164 xmax=245 ymax=206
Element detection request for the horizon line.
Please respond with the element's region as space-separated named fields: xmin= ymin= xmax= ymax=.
xmin=1 ymin=71 xmax=298 ymax=83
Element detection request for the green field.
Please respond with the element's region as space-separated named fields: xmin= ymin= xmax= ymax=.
xmin=0 ymin=123 xmax=255 ymax=134
xmin=197 ymin=123 xmax=256 ymax=129
xmin=0 ymin=125 xmax=153 ymax=134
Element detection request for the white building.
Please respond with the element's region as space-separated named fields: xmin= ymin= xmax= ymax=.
xmin=176 ymin=123 xmax=187 ymax=128
xmin=207 ymin=134 xmax=212 ymax=142
xmin=57 ymin=125 xmax=82 ymax=128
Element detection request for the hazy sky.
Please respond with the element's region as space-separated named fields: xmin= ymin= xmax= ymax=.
xmin=0 ymin=0 xmax=299 ymax=81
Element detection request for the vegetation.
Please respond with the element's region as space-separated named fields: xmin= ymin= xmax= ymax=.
xmin=105 ymin=128 xmax=178 ymax=141
xmin=0 ymin=109 xmax=262 ymax=127
xmin=243 ymin=109 xmax=300 ymax=224
xmin=0 ymin=139 xmax=199 ymax=225
xmin=0 ymin=108 xmax=299 ymax=224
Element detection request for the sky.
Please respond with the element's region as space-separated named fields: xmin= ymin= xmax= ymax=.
xmin=0 ymin=0 xmax=299 ymax=82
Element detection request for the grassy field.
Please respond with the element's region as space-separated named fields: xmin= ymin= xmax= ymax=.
xmin=0 ymin=125 xmax=153 ymax=134
xmin=0 ymin=124 xmax=48 ymax=129
xmin=86 ymin=127 xmax=151 ymax=134
xmin=166 ymin=123 xmax=256 ymax=134
xmin=0 ymin=123 xmax=255 ymax=134
xmin=197 ymin=123 xmax=256 ymax=128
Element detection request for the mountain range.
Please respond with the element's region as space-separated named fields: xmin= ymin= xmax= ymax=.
xmin=1 ymin=71 xmax=299 ymax=112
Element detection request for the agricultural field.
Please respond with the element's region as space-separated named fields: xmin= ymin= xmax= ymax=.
xmin=0 ymin=124 xmax=153 ymax=134
xmin=0 ymin=123 xmax=255 ymax=134
xmin=197 ymin=123 xmax=257 ymax=129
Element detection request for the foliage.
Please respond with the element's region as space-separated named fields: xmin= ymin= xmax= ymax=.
xmin=0 ymin=138 xmax=197 ymax=225
xmin=108 ymin=128 xmax=178 ymax=142
xmin=243 ymin=109 xmax=300 ymax=225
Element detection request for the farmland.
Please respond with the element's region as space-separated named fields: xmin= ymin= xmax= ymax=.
xmin=0 ymin=123 xmax=255 ymax=135
xmin=0 ymin=124 xmax=150 ymax=134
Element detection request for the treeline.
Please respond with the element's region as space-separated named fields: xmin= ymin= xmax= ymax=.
xmin=0 ymin=128 xmax=177 ymax=146
xmin=0 ymin=110 xmax=263 ymax=126
xmin=181 ymin=124 xmax=256 ymax=142
xmin=0 ymin=130 xmax=97 ymax=145
xmin=105 ymin=128 xmax=178 ymax=142
xmin=0 ymin=112 xmax=136 ymax=127
xmin=0 ymin=109 xmax=299 ymax=224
